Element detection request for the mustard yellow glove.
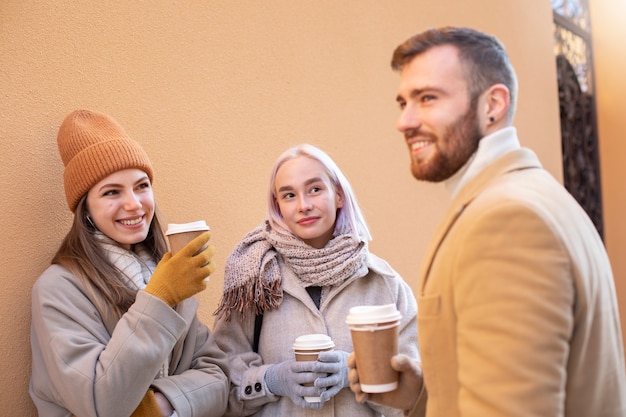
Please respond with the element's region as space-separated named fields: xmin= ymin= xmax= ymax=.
xmin=145 ymin=231 xmax=215 ymax=306
xmin=130 ymin=390 xmax=161 ymax=417
xmin=74 ymin=390 xmax=161 ymax=417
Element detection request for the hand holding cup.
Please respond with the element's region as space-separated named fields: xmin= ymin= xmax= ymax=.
xmin=145 ymin=231 xmax=215 ymax=306
xmin=292 ymin=334 xmax=335 ymax=404
xmin=348 ymin=352 xmax=424 ymax=411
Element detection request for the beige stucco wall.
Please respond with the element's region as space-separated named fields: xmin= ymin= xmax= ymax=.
xmin=0 ymin=1 xmax=564 ymax=415
xmin=592 ymin=0 xmax=626 ymax=353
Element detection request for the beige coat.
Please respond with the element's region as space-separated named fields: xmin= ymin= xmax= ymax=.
xmin=413 ymin=148 xmax=626 ymax=417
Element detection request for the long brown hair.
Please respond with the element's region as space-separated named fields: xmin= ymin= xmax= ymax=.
xmin=52 ymin=194 xmax=168 ymax=325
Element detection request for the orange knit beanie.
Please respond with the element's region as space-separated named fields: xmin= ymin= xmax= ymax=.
xmin=57 ymin=109 xmax=154 ymax=212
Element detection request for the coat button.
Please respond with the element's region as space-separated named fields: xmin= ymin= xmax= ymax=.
xmin=245 ymin=385 xmax=252 ymax=395
xmin=254 ymin=382 xmax=262 ymax=392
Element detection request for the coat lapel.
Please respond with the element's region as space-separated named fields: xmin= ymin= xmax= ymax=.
xmin=417 ymin=148 xmax=542 ymax=294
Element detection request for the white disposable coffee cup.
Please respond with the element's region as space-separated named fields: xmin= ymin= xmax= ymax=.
xmin=166 ymin=221 xmax=211 ymax=280
xmin=292 ymin=334 xmax=335 ymax=403
xmin=346 ymin=304 xmax=402 ymax=393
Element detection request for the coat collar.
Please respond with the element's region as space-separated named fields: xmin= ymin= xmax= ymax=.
xmin=417 ymin=148 xmax=543 ymax=294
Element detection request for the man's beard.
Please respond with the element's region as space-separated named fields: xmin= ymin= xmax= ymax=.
xmin=410 ymin=104 xmax=483 ymax=182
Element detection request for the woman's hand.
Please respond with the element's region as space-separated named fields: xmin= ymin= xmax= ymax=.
xmin=154 ymin=391 xmax=175 ymax=417
xmin=145 ymin=231 xmax=215 ymax=306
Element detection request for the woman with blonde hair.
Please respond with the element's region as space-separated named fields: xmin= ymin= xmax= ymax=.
xmin=213 ymin=144 xmax=419 ymax=416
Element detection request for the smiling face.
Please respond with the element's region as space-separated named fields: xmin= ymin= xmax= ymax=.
xmin=86 ymin=168 xmax=154 ymax=250
xmin=395 ymin=44 xmax=484 ymax=182
xmin=274 ymin=156 xmax=344 ymax=249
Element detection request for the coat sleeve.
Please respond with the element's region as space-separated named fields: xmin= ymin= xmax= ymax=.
xmin=453 ymin=201 xmax=574 ymax=417
xmin=151 ymin=303 xmax=229 ymax=417
xmin=395 ymin=273 xmax=420 ymax=363
xmin=212 ymin=310 xmax=279 ymax=416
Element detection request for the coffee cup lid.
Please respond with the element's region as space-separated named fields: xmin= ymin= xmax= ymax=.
xmin=345 ymin=304 xmax=402 ymax=325
xmin=292 ymin=334 xmax=335 ymax=351
xmin=166 ymin=221 xmax=210 ymax=235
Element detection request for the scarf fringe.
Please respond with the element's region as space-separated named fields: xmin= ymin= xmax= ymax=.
xmin=214 ymin=276 xmax=282 ymax=321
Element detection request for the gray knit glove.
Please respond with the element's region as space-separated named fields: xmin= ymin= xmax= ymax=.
xmin=265 ymin=360 xmax=324 ymax=409
xmin=315 ymin=350 xmax=350 ymax=403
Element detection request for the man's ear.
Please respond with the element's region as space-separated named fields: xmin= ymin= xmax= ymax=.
xmin=482 ymin=83 xmax=510 ymax=125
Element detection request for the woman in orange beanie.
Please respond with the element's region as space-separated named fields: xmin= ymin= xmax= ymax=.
xmin=29 ymin=109 xmax=228 ymax=417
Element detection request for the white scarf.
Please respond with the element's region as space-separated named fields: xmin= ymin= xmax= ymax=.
xmin=95 ymin=232 xmax=157 ymax=290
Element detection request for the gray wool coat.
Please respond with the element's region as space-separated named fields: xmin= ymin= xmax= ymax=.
xmin=213 ymin=252 xmax=419 ymax=417
xmin=30 ymin=264 xmax=230 ymax=417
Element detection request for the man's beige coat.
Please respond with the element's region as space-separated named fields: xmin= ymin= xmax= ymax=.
xmin=413 ymin=148 xmax=626 ymax=417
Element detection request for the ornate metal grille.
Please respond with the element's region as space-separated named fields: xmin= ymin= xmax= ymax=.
xmin=552 ymin=0 xmax=604 ymax=239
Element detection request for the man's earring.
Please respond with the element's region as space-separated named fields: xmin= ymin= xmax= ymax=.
xmin=489 ymin=116 xmax=495 ymax=123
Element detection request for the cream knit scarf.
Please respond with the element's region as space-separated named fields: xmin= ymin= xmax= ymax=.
xmin=214 ymin=221 xmax=368 ymax=321
xmin=95 ymin=232 xmax=157 ymax=290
